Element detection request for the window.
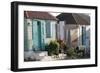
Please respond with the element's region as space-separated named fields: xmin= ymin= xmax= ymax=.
xmin=45 ymin=21 xmax=51 ymax=38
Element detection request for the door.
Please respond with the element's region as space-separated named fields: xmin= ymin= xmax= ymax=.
xmin=32 ymin=20 xmax=42 ymax=51
xmin=37 ymin=21 xmax=42 ymax=49
xmin=82 ymin=26 xmax=86 ymax=46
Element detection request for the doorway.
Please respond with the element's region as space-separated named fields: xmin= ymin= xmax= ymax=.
xmin=32 ymin=20 xmax=42 ymax=51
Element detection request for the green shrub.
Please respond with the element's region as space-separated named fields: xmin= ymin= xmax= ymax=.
xmin=66 ymin=46 xmax=85 ymax=59
xmin=67 ymin=48 xmax=77 ymax=59
xmin=45 ymin=40 xmax=60 ymax=56
xmin=75 ymin=46 xmax=85 ymax=58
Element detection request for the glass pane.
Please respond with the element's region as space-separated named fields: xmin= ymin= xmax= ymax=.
xmin=46 ymin=21 xmax=51 ymax=38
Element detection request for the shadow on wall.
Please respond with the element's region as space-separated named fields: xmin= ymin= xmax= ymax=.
xmin=72 ymin=28 xmax=90 ymax=58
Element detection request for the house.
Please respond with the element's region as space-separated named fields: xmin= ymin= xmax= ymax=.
xmin=56 ymin=13 xmax=90 ymax=55
xmin=24 ymin=11 xmax=58 ymax=51
xmin=24 ymin=11 xmax=58 ymax=61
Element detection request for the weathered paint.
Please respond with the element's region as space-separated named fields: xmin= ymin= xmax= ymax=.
xmin=78 ymin=25 xmax=90 ymax=49
xmin=57 ymin=21 xmax=90 ymax=49
xmin=32 ymin=20 xmax=40 ymax=51
xmin=24 ymin=19 xmax=57 ymax=51
xmin=32 ymin=19 xmax=46 ymax=51
xmin=56 ymin=21 xmax=65 ymax=40
xmin=85 ymin=26 xmax=90 ymax=49
xmin=78 ymin=25 xmax=82 ymax=46
xmin=40 ymin=20 xmax=45 ymax=50
xmin=24 ymin=19 xmax=28 ymax=51
xmin=24 ymin=19 xmax=33 ymax=51
xmin=44 ymin=20 xmax=56 ymax=44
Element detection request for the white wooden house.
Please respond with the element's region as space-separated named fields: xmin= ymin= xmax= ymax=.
xmin=56 ymin=13 xmax=90 ymax=54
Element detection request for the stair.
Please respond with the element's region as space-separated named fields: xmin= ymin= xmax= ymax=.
xmin=24 ymin=51 xmax=48 ymax=61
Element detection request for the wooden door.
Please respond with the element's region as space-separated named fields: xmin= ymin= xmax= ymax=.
xmin=32 ymin=20 xmax=41 ymax=51
xmin=32 ymin=20 xmax=45 ymax=51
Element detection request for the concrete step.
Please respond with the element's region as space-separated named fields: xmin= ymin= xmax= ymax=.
xmin=24 ymin=51 xmax=48 ymax=61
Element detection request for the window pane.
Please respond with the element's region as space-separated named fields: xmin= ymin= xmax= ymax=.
xmin=46 ymin=21 xmax=51 ymax=38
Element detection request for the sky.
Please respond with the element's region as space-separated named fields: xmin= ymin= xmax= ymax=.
xmin=49 ymin=12 xmax=90 ymax=17
xmin=50 ymin=12 xmax=61 ymax=16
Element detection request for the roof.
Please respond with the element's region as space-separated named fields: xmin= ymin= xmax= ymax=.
xmin=56 ymin=13 xmax=90 ymax=25
xmin=24 ymin=11 xmax=58 ymax=20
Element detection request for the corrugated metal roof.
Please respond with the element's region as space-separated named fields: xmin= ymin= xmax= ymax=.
xmin=24 ymin=11 xmax=58 ymax=20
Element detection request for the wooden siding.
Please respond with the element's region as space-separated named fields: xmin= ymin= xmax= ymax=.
xmin=56 ymin=21 xmax=65 ymax=40
xmin=24 ymin=19 xmax=57 ymax=51
xmin=44 ymin=20 xmax=56 ymax=44
xmin=24 ymin=19 xmax=33 ymax=51
xmin=70 ymin=29 xmax=78 ymax=48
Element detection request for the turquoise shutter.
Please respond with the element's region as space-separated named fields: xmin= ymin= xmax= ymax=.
xmin=32 ymin=20 xmax=39 ymax=51
xmin=41 ymin=22 xmax=45 ymax=50
xmin=24 ymin=19 xmax=28 ymax=51
xmin=32 ymin=20 xmax=45 ymax=51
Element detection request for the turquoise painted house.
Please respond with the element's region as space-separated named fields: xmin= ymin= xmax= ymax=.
xmin=24 ymin=11 xmax=57 ymax=51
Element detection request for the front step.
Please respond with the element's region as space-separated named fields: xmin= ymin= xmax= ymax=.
xmin=24 ymin=51 xmax=48 ymax=61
